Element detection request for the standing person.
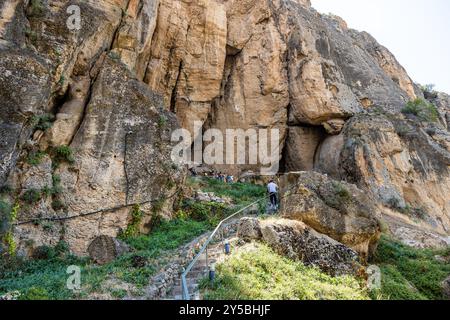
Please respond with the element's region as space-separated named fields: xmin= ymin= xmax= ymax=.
xmin=267 ymin=180 xmax=279 ymax=210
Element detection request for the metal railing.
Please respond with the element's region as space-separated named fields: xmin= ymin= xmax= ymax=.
xmin=179 ymin=178 xmax=305 ymax=300
xmin=181 ymin=196 xmax=269 ymax=300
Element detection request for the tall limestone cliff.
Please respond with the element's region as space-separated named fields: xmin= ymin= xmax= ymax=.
xmin=0 ymin=0 xmax=449 ymax=256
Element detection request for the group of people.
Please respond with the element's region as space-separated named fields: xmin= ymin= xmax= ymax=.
xmin=189 ymin=166 xmax=279 ymax=211
xmin=214 ymin=172 xmax=234 ymax=184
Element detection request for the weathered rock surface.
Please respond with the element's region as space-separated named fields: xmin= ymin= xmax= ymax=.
xmin=315 ymin=113 xmax=450 ymax=237
xmin=258 ymin=218 xmax=362 ymax=276
xmin=1 ymin=0 xmax=449 ymax=256
xmin=0 ymin=1 xmax=187 ymax=256
xmin=88 ymin=235 xmax=130 ymax=265
xmin=237 ymin=217 xmax=263 ymax=242
xmin=280 ymin=171 xmax=381 ymax=260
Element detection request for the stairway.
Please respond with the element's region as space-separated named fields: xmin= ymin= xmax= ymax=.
xmin=168 ymin=239 xmax=238 ymax=300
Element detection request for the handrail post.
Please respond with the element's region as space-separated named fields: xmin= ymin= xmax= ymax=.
xmin=206 ymin=246 xmax=209 ymax=272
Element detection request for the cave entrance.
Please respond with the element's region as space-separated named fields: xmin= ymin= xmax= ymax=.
xmin=279 ymin=124 xmax=329 ymax=174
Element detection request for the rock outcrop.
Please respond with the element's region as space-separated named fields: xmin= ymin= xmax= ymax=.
xmin=315 ymin=113 xmax=450 ymax=237
xmin=237 ymin=217 xmax=263 ymax=242
xmin=280 ymin=171 xmax=381 ymax=259
xmin=237 ymin=217 xmax=363 ymax=276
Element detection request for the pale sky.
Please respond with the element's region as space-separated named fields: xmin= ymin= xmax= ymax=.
xmin=311 ymin=0 xmax=450 ymax=94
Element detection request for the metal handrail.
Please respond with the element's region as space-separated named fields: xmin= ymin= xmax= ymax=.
xmin=181 ymin=196 xmax=268 ymax=300
xmin=179 ymin=179 xmax=304 ymax=300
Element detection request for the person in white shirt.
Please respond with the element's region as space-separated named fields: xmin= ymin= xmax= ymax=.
xmin=267 ymin=180 xmax=279 ymax=210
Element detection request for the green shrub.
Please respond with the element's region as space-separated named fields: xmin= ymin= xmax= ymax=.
xmin=21 ymin=189 xmax=42 ymax=204
xmin=32 ymin=114 xmax=55 ymax=131
xmin=401 ymin=98 xmax=439 ymax=122
xmin=158 ymin=115 xmax=168 ymax=128
xmin=0 ymin=185 xmax=13 ymax=195
xmin=0 ymin=200 xmax=11 ymax=235
xmin=41 ymin=186 xmax=53 ymax=197
xmin=28 ymin=0 xmax=45 ymax=17
xmin=27 ymin=151 xmax=47 ymax=166
xmin=324 ymin=182 xmax=352 ymax=210
xmin=421 ymin=84 xmax=438 ymax=99
xmin=182 ymin=200 xmax=231 ymax=227
xmin=52 ymin=174 xmax=62 ymax=194
xmin=124 ymin=219 xmax=208 ymax=253
xmin=51 ymin=199 xmax=66 ymax=212
xmin=53 ymin=146 xmax=75 ymax=164
xmin=119 ymin=205 xmax=144 ymax=239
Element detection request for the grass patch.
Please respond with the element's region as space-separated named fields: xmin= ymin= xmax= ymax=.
xmin=200 ymin=243 xmax=369 ymax=300
xmin=370 ymin=236 xmax=450 ymax=300
xmin=196 ymin=177 xmax=266 ymax=205
xmin=124 ymin=219 xmax=209 ymax=253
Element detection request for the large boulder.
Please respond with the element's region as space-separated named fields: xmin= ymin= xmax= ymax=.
xmin=237 ymin=217 xmax=262 ymax=242
xmin=280 ymin=171 xmax=381 ymax=260
xmin=87 ymin=235 xmax=130 ymax=265
xmin=260 ymin=218 xmax=363 ymax=277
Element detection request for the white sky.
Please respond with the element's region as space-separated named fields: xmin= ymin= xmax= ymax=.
xmin=311 ymin=0 xmax=450 ymax=94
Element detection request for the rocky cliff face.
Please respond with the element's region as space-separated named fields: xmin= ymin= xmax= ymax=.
xmin=0 ymin=0 xmax=449 ymax=255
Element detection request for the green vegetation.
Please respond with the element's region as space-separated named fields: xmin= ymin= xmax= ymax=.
xmin=21 ymin=189 xmax=43 ymax=204
xmin=401 ymin=98 xmax=439 ymax=122
xmin=200 ymin=243 xmax=369 ymax=300
xmin=370 ymin=236 xmax=450 ymax=300
xmin=0 ymin=217 xmax=211 ymax=299
xmin=0 ymin=185 xmax=13 ymax=195
xmin=421 ymin=84 xmax=438 ymax=99
xmin=158 ymin=115 xmax=168 ymax=128
xmin=52 ymin=174 xmax=62 ymax=195
xmin=0 ymin=200 xmax=19 ymax=257
xmin=324 ymin=181 xmax=352 ymax=210
xmin=32 ymin=113 xmax=55 ymax=131
xmin=28 ymin=0 xmax=45 ymax=17
xmin=27 ymin=151 xmax=47 ymax=166
xmin=119 ymin=205 xmax=144 ymax=239
xmin=195 ymin=177 xmax=266 ymax=205
xmin=52 ymin=146 xmax=75 ymax=165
